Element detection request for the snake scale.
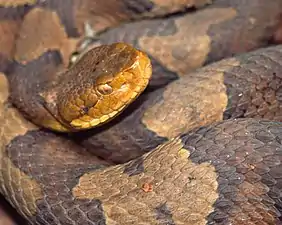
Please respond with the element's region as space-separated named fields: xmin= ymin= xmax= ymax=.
xmin=1 ymin=0 xmax=282 ymax=224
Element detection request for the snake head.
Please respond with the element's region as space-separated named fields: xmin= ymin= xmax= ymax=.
xmin=40 ymin=43 xmax=152 ymax=132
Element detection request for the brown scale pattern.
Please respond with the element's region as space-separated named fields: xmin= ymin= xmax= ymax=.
xmin=181 ymin=118 xmax=282 ymax=224
xmin=83 ymin=0 xmax=282 ymax=87
xmin=1 ymin=0 xmax=282 ymax=224
xmin=75 ymin=45 xmax=282 ymax=164
xmin=4 ymin=117 xmax=282 ymax=224
xmin=1 ymin=0 xmax=211 ymax=38
xmin=72 ymin=0 xmax=212 ymax=34
xmin=5 ymin=130 xmax=111 ymax=225
xmin=4 ymin=45 xmax=282 ymax=224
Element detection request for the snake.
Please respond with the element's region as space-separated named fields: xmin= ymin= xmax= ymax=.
xmin=1 ymin=0 xmax=282 ymax=224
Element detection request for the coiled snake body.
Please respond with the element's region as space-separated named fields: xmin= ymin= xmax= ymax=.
xmin=1 ymin=0 xmax=282 ymax=224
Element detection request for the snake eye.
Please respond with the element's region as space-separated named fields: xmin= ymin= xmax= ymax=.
xmin=97 ymin=84 xmax=113 ymax=95
xmin=120 ymin=83 xmax=128 ymax=90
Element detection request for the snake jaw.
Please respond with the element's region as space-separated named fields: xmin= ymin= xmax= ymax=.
xmin=38 ymin=91 xmax=76 ymax=132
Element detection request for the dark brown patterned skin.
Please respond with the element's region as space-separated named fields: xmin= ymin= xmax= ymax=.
xmin=1 ymin=0 xmax=282 ymax=225
xmin=2 ymin=45 xmax=282 ymax=224
xmin=0 ymin=0 xmax=211 ymax=73
xmin=2 ymin=0 xmax=282 ymax=88
xmin=79 ymin=0 xmax=282 ymax=88
xmin=181 ymin=118 xmax=282 ymax=225
xmin=74 ymin=45 xmax=282 ymax=163
xmin=0 ymin=0 xmax=215 ymax=94
xmin=3 ymin=111 xmax=282 ymax=224
xmin=0 ymin=0 xmax=210 ymax=35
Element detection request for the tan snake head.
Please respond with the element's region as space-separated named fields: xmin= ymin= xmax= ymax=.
xmin=40 ymin=43 xmax=152 ymax=132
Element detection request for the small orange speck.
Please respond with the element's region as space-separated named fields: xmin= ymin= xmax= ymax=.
xmin=142 ymin=183 xmax=153 ymax=192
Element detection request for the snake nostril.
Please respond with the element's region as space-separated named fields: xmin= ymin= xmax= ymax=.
xmin=82 ymin=106 xmax=90 ymax=113
xmin=120 ymin=84 xmax=129 ymax=91
xmin=80 ymin=105 xmax=93 ymax=115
